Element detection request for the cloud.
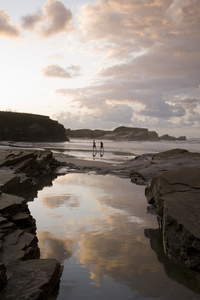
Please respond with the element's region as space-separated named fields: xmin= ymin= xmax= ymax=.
xmin=42 ymin=64 xmax=81 ymax=78
xmin=0 ymin=9 xmax=20 ymax=38
xmin=53 ymin=0 xmax=200 ymax=135
xmin=42 ymin=64 xmax=71 ymax=78
xmin=53 ymin=102 xmax=134 ymax=130
xmin=21 ymin=0 xmax=74 ymax=37
xmin=165 ymin=0 xmax=196 ymax=23
xmin=67 ymin=65 xmax=82 ymax=77
xmin=21 ymin=10 xmax=43 ymax=30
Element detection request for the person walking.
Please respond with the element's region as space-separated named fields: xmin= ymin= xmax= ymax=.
xmin=93 ymin=140 xmax=97 ymax=157
xmin=100 ymin=141 xmax=104 ymax=157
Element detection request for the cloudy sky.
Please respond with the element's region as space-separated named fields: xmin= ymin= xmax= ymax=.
xmin=0 ymin=0 xmax=199 ymax=137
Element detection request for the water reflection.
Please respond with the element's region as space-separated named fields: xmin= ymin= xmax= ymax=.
xmin=37 ymin=231 xmax=73 ymax=263
xmin=145 ymin=228 xmax=200 ymax=295
xmin=29 ymin=174 xmax=200 ymax=300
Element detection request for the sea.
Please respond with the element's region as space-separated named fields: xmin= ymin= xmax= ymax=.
xmin=1 ymin=137 xmax=199 ymax=163
xmin=1 ymin=138 xmax=200 ymax=299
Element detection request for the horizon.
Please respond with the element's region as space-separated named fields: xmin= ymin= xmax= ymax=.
xmin=0 ymin=0 xmax=199 ymax=138
xmin=1 ymin=110 xmax=197 ymax=139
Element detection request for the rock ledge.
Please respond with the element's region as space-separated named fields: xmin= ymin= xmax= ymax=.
xmin=145 ymin=167 xmax=200 ymax=270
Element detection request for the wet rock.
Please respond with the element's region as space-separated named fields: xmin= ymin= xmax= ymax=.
xmin=145 ymin=167 xmax=200 ymax=270
xmin=0 ymin=259 xmax=63 ymax=300
xmin=130 ymin=149 xmax=200 ymax=185
xmin=145 ymin=228 xmax=200 ymax=294
xmin=0 ymin=149 xmax=60 ymax=200
xmin=0 ymin=193 xmax=39 ymax=265
xmin=0 ymin=264 xmax=7 ymax=291
xmin=0 ymin=149 xmax=64 ymax=298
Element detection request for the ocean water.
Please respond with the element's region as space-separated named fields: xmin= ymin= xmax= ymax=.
xmin=6 ymin=138 xmax=199 ymax=164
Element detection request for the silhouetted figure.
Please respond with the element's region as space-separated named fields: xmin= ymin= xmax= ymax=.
xmin=100 ymin=141 xmax=104 ymax=157
xmin=93 ymin=140 xmax=97 ymax=157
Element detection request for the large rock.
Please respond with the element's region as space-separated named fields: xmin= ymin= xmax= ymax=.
xmin=160 ymin=134 xmax=186 ymax=141
xmin=130 ymin=149 xmax=200 ymax=185
xmin=0 ymin=149 xmax=60 ymax=199
xmin=0 ymin=259 xmax=63 ymax=300
xmin=145 ymin=167 xmax=200 ymax=270
xmin=0 ymin=193 xmax=39 ymax=264
xmin=66 ymin=126 xmax=185 ymax=141
xmin=0 ymin=149 xmax=65 ymax=298
xmin=0 ymin=111 xmax=69 ymax=142
xmin=66 ymin=126 xmax=160 ymax=141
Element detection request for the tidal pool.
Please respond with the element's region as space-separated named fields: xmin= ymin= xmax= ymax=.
xmin=28 ymin=173 xmax=200 ymax=300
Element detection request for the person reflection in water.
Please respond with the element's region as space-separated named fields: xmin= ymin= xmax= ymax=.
xmin=100 ymin=141 xmax=104 ymax=157
xmin=93 ymin=140 xmax=97 ymax=158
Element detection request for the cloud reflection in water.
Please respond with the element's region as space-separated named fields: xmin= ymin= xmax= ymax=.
xmin=28 ymin=173 xmax=198 ymax=300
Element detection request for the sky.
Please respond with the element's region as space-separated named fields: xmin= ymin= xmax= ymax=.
xmin=0 ymin=0 xmax=199 ymax=138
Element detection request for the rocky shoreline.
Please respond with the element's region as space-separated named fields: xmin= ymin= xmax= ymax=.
xmin=0 ymin=147 xmax=200 ymax=298
xmin=0 ymin=148 xmax=64 ymax=299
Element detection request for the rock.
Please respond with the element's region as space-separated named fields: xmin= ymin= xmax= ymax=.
xmin=0 ymin=229 xmax=39 ymax=264
xmin=145 ymin=167 xmax=200 ymax=270
xmin=0 ymin=264 xmax=7 ymax=291
xmin=0 ymin=259 xmax=63 ymax=300
xmin=130 ymin=149 xmax=200 ymax=185
xmin=176 ymin=136 xmax=186 ymax=141
xmin=0 ymin=193 xmax=39 ymax=264
xmin=0 ymin=149 xmax=60 ymax=199
xmin=0 ymin=111 xmax=69 ymax=142
xmin=160 ymin=134 xmax=176 ymax=141
xmin=145 ymin=228 xmax=200 ymax=294
xmin=0 ymin=148 xmax=65 ymax=298
xmin=65 ymin=126 xmax=183 ymax=141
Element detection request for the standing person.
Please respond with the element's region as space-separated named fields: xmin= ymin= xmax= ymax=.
xmin=93 ymin=140 xmax=97 ymax=157
xmin=100 ymin=141 xmax=104 ymax=157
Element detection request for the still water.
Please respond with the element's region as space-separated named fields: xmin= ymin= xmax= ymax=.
xmin=28 ymin=173 xmax=200 ymax=300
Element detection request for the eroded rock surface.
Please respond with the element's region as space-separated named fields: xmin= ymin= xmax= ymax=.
xmin=145 ymin=167 xmax=200 ymax=270
xmin=130 ymin=149 xmax=200 ymax=185
xmin=0 ymin=259 xmax=63 ymax=300
xmin=0 ymin=149 xmax=64 ymax=299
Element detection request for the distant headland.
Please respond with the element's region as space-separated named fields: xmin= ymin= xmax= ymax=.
xmin=66 ymin=126 xmax=186 ymax=141
xmin=0 ymin=111 xmax=186 ymax=142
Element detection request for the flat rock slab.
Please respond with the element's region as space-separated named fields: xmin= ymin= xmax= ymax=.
xmin=145 ymin=167 xmax=200 ymax=270
xmin=0 ymin=169 xmax=20 ymax=193
xmin=130 ymin=149 xmax=200 ymax=184
xmin=0 ymin=229 xmax=39 ymax=264
xmin=0 ymin=259 xmax=63 ymax=300
xmin=0 ymin=193 xmax=25 ymax=216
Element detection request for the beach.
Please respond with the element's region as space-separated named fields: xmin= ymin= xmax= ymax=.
xmin=0 ymin=139 xmax=200 ymax=300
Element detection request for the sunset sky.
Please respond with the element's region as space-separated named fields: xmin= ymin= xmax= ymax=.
xmin=0 ymin=0 xmax=199 ymax=138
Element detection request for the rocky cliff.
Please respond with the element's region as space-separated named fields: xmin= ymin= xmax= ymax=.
xmin=0 ymin=111 xmax=69 ymax=142
xmin=66 ymin=126 xmax=186 ymax=141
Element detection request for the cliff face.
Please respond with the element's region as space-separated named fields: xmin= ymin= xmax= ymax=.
xmin=66 ymin=126 xmax=186 ymax=141
xmin=66 ymin=126 xmax=159 ymax=141
xmin=0 ymin=111 xmax=69 ymax=142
